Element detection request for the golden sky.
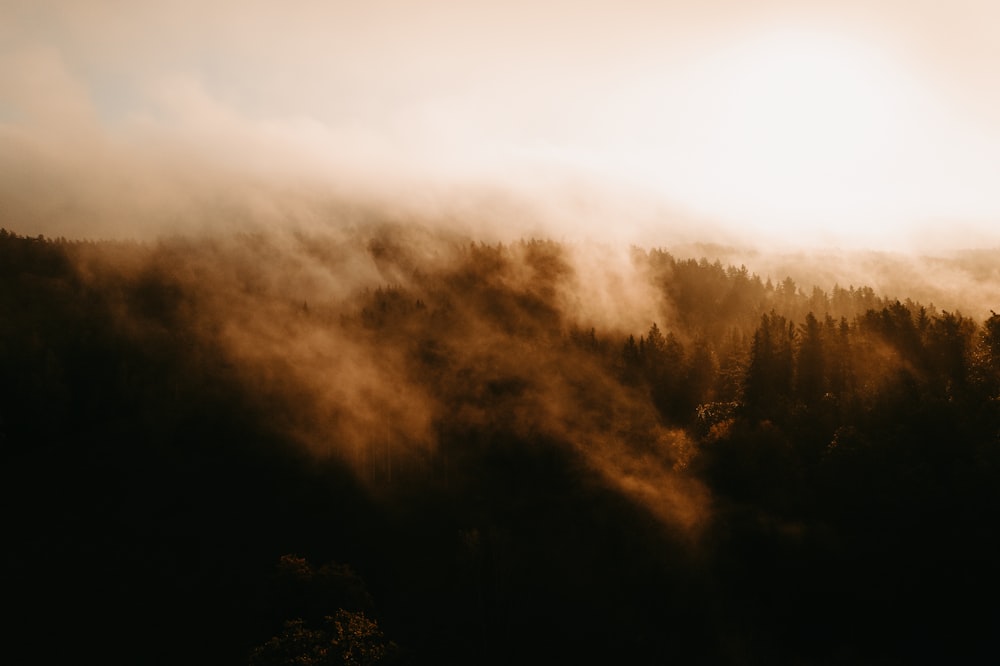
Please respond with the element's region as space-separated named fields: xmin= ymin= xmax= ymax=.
xmin=2 ymin=0 xmax=999 ymax=249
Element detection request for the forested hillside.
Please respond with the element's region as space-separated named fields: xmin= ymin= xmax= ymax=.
xmin=2 ymin=227 xmax=998 ymax=665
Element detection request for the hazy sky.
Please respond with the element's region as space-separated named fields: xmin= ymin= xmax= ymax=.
xmin=3 ymin=0 xmax=1000 ymax=249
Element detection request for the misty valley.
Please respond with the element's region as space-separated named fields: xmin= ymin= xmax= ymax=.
xmin=2 ymin=226 xmax=998 ymax=665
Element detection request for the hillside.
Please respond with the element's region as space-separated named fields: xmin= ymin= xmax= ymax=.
xmin=2 ymin=227 xmax=998 ymax=665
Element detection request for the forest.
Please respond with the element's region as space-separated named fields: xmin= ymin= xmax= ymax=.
xmin=2 ymin=226 xmax=998 ymax=665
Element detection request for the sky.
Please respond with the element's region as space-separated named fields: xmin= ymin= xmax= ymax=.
xmin=2 ymin=0 xmax=1000 ymax=250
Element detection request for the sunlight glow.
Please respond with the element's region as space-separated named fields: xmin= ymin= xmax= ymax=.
xmin=666 ymin=27 xmax=917 ymax=245
xmin=4 ymin=3 xmax=1000 ymax=250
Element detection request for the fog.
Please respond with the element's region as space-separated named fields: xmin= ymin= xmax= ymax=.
xmin=5 ymin=0 xmax=1000 ymax=250
xmin=72 ymin=224 xmax=709 ymax=536
xmin=5 ymin=1 xmax=1000 ymax=542
xmin=6 ymin=4 xmax=1000 ymax=662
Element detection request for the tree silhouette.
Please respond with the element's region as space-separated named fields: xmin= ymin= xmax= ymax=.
xmin=795 ymin=312 xmax=825 ymax=405
xmin=249 ymin=611 xmax=395 ymax=666
xmin=743 ymin=311 xmax=795 ymax=418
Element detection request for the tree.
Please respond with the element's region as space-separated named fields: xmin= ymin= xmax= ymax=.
xmin=643 ymin=322 xmax=667 ymax=374
xmin=249 ymin=611 xmax=396 ymax=666
xmin=743 ymin=311 xmax=795 ymax=418
xmin=642 ymin=323 xmax=687 ymax=421
xmin=925 ymin=310 xmax=975 ymax=396
xmin=972 ymin=311 xmax=1000 ymax=398
xmin=796 ymin=312 xmax=825 ymax=405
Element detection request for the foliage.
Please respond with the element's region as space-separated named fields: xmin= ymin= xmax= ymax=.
xmin=249 ymin=611 xmax=395 ymax=666
xmin=2 ymin=228 xmax=998 ymax=665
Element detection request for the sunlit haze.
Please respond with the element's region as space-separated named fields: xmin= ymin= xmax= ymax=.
xmin=7 ymin=4 xmax=1000 ymax=663
xmin=2 ymin=1 xmax=1000 ymax=250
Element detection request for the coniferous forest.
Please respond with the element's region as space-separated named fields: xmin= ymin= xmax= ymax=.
xmin=3 ymin=226 xmax=999 ymax=665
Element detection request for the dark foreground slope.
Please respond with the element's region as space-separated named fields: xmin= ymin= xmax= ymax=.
xmin=2 ymin=228 xmax=999 ymax=665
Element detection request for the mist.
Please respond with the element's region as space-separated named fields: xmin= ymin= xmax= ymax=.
xmin=5 ymin=2 xmax=1000 ymax=664
xmin=8 ymin=217 xmax=1000 ymax=663
xmin=6 ymin=0 xmax=1000 ymax=250
xmin=77 ymin=224 xmax=708 ymax=529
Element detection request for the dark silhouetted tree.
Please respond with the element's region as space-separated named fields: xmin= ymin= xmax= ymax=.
xmin=796 ymin=312 xmax=825 ymax=405
xmin=249 ymin=611 xmax=395 ymax=666
xmin=743 ymin=311 xmax=795 ymax=418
